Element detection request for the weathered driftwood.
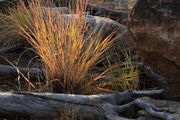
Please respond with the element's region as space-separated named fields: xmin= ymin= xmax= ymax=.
xmin=0 ymin=44 xmax=24 ymax=54
xmin=145 ymin=66 xmax=174 ymax=100
xmin=50 ymin=1 xmax=129 ymax=25
xmin=86 ymin=3 xmax=129 ymax=25
xmin=0 ymin=64 xmax=44 ymax=79
xmin=0 ymin=89 xmax=176 ymax=120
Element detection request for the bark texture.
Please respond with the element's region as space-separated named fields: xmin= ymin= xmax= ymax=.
xmin=0 ymin=90 xmax=177 ymax=120
xmin=0 ymin=64 xmax=44 ymax=79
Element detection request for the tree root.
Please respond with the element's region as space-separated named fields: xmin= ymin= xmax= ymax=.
xmin=145 ymin=66 xmax=174 ymax=100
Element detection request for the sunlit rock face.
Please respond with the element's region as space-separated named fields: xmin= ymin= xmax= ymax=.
xmin=129 ymin=0 xmax=180 ymax=98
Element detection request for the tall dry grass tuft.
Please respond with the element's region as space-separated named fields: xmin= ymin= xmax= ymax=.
xmin=7 ymin=0 xmax=116 ymax=93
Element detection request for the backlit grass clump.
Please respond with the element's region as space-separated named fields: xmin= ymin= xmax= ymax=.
xmin=6 ymin=0 xmax=116 ymax=94
xmin=0 ymin=0 xmax=139 ymax=94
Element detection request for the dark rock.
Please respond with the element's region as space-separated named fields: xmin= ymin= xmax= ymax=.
xmin=129 ymin=0 xmax=180 ymax=98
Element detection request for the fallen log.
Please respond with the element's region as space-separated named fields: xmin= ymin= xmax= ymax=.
xmin=0 ymin=89 xmax=176 ymax=120
xmin=48 ymin=0 xmax=129 ymax=25
xmin=0 ymin=44 xmax=24 ymax=54
xmin=86 ymin=3 xmax=129 ymax=25
xmin=0 ymin=64 xmax=44 ymax=79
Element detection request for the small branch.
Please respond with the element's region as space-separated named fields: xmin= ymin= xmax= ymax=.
xmin=132 ymin=89 xmax=164 ymax=98
xmin=145 ymin=66 xmax=175 ymax=100
xmin=135 ymin=99 xmax=175 ymax=120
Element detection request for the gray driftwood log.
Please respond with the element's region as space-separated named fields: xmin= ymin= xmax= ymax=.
xmin=0 ymin=89 xmax=176 ymax=120
xmin=0 ymin=44 xmax=24 ymax=54
xmin=55 ymin=1 xmax=129 ymax=25
xmin=0 ymin=64 xmax=44 ymax=79
xmin=86 ymin=3 xmax=129 ymax=25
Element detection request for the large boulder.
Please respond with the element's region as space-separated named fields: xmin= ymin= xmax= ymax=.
xmin=129 ymin=0 xmax=180 ymax=98
xmin=84 ymin=15 xmax=135 ymax=50
xmin=84 ymin=15 xmax=137 ymax=64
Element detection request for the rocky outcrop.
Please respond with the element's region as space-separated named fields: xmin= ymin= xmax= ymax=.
xmin=129 ymin=0 xmax=180 ymax=98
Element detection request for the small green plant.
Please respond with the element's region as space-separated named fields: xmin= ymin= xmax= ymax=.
xmin=102 ymin=49 xmax=139 ymax=91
